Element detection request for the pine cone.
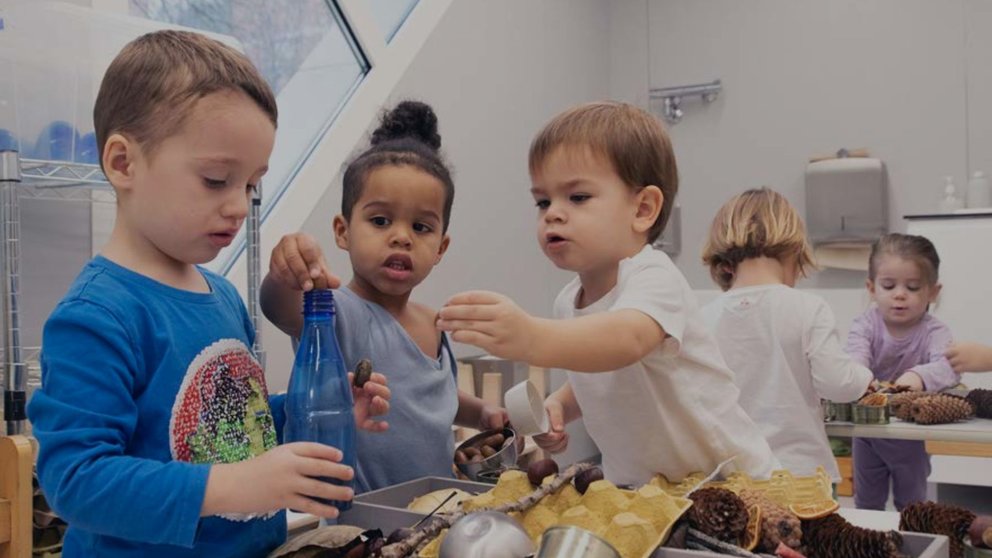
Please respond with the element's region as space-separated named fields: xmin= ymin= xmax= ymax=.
xmin=738 ymin=489 xmax=802 ymax=552
xmin=889 ymin=391 xmax=930 ymax=421
xmin=900 ymin=501 xmax=975 ymax=558
xmin=802 ymin=513 xmax=904 ymax=558
xmin=688 ymin=487 xmax=749 ymax=544
xmin=966 ymin=389 xmax=992 ymax=419
xmin=910 ymin=394 xmax=975 ymax=425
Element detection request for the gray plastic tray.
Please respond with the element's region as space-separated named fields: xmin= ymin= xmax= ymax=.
xmin=343 ymin=476 xmax=950 ymax=558
xmin=653 ymin=531 xmax=949 ymax=558
xmin=337 ymin=476 xmax=491 ymax=534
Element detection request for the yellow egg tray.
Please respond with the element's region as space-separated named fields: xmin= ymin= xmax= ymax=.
xmin=418 ymin=470 xmax=693 ymax=558
xmin=648 ymin=466 xmax=835 ymax=509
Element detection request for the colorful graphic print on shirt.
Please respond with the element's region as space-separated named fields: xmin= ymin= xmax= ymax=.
xmin=170 ymin=339 xmax=276 ymax=465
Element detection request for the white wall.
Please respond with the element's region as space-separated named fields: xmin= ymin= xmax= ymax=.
xmin=262 ymin=0 xmax=613 ymax=390
xmin=613 ymin=0 xmax=981 ymax=290
xmin=966 ymin=0 xmax=992 ymax=179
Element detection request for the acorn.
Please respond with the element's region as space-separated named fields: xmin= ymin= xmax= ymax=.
xmin=573 ymin=466 xmax=605 ymax=494
xmin=969 ymin=515 xmax=992 ymax=548
xmin=527 ymin=458 xmax=559 ymax=486
xmin=354 ymin=358 xmax=373 ymax=388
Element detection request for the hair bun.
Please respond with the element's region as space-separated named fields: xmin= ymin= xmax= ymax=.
xmin=371 ymin=100 xmax=441 ymax=150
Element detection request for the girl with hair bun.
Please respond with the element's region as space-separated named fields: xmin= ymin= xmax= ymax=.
xmin=261 ymin=101 xmax=507 ymax=492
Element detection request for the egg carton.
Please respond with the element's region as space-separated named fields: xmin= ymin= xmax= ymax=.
xmin=649 ymin=467 xmax=834 ymax=509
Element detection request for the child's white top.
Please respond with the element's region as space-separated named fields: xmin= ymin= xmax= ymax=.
xmin=701 ymin=284 xmax=872 ymax=481
xmin=554 ymin=245 xmax=778 ymax=486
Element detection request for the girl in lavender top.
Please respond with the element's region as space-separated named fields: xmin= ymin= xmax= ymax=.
xmin=845 ymin=233 xmax=960 ymax=511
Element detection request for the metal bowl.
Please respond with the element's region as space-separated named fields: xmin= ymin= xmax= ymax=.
xmin=439 ymin=511 xmax=534 ymax=558
xmin=455 ymin=427 xmax=519 ymax=482
xmin=965 ymin=541 xmax=992 ymax=558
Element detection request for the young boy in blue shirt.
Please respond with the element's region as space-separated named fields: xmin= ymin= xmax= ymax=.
xmin=26 ymin=30 xmax=389 ymax=558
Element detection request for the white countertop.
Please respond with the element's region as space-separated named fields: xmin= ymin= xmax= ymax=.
xmin=825 ymin=417 xmax=992 ymax=444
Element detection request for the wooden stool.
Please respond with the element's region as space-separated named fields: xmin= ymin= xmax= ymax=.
xmin=0 ymin=435 xmax=33 ymax=558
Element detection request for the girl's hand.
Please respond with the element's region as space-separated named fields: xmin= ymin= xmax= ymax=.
xmin=946 ymin=342 xmax=992 ymax=373
xmin=269 ymin=233 xmax=340 ymax=291
xmin=533 ymin=399 xmax=569 ymax=453
xmin=203 ymin=442 xmax=353 ymax=519
xmin=350 ymin=371 xmax=390 ymax=432
xmin=437 ymin=291 xmax=537 ymax=362
xmin=895 ymin=371 xmax=925 ymax=391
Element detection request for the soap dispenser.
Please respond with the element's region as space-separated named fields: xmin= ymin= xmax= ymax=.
xmin=939 ymin=176 xmax=964 ymax=213
xmin=966 ymin=171 xmax=991 ymax=209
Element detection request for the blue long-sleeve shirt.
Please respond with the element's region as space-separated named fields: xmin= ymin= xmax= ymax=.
xmin=27 ymin=256 xmax=286 ymax=557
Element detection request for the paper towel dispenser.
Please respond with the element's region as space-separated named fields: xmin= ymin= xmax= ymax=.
xmin=806 ymin=157 xmax=888 ymax=244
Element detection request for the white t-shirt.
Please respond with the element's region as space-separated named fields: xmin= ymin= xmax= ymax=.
xmin=555 ymin=245 xmax=778 ymax=486
xmin=702 ymin=284 xmax=872 ymax=481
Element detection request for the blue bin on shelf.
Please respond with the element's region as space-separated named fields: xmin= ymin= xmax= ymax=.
xmin=0 ymin=128 xmax=24 ymax=153
xmin=75 ymin=132 xmax=98 ymax=164
xmin=31 ymin=121 xmax=79 ymax=162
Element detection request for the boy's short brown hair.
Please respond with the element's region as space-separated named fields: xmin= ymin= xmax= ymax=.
xmin=94 ymin=30 xmax=278 ymax=168
xmin=528 ymin=101 xmax=679 ymax=243
xmin=701 ymin=187 xmax=817 ymax=291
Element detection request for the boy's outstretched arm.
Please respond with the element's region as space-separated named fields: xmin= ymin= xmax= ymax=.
xmin=261 ymin=233 xmax=340 ymax=337
xmin=437 ymin=291 xmax=665 ymax=372
xmin=946 ymin=342 xmax=992 ymax=373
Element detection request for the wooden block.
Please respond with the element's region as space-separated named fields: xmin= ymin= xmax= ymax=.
xmin=925 ymin=440 xmax=992 ymax=458
xmin=836 ymin=456 xmax=853 ymax=477
xmin=0 ymin=500 xmax=9 ymax=544
xmin=835 ymin=456 xmax=854 ymax=497
xmin=529 ymin=366 xmax=548 ymax=397
xmin=836 ymin=478 xmax=854 ymax=497
xmin=0 ymin=435 xmax=33 ymax=558
xmin=482 ymin=372 xmax=502 ymax=407
xmin=456 ymin=363 xmax=476 ymax=397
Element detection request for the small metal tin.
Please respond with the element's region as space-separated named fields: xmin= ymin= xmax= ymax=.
xmin=823 ymin=400 xmax=853 ymax=422
xmin=852 ymin=403 xmax=890 ymax=425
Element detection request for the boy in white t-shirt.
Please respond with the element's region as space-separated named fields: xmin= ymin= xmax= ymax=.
xmin=437 ymin=101 xmax=777 ymax=485
xmin=700 ymin=188 xmax=873 ymax=481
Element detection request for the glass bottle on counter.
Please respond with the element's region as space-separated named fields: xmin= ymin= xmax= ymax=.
xmin=284 ymin=288 xmax=356 ymax=510
xmin=938 ymin=176 xmax=964 ymax=213
xmin=967 ymin=171 xmax=991 ymax=209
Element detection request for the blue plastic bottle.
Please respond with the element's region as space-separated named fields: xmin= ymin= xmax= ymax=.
xmin=284 ymin=289 xmax=356 ymax=510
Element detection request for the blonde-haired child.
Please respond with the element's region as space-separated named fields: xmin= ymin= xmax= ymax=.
xmin=438 ymin=101 xmax=777 ymax=485
xmin=846 ymin=233 xmax=959 ymax=510
xmin=700 ymin=187 xmax=872 ymax=481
